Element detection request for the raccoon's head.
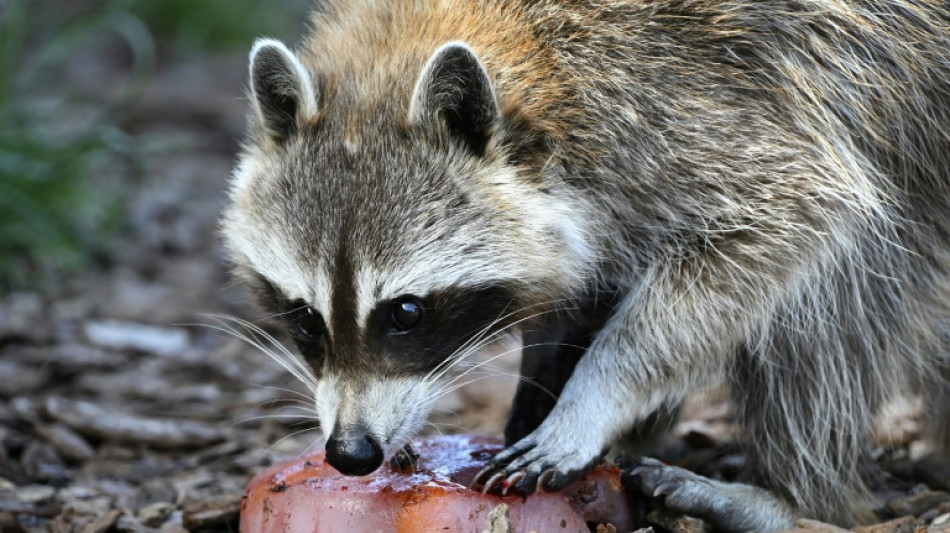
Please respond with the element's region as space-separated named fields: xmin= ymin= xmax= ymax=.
xmin=222 ymin=38 xmax=591 ymax=476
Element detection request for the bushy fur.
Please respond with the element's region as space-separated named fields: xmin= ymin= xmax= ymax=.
xmin=223 ymin=0 xmax=950 ymax=527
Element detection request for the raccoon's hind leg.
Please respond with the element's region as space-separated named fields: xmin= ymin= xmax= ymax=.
xmin=621 ymin=457 xmax=797 ymax=532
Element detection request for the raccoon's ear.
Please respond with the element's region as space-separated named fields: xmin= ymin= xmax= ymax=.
xmin=409 ymin=42 xmax=499 ymax=156
xmin=248 ymin=38 xmax=318 ymax=142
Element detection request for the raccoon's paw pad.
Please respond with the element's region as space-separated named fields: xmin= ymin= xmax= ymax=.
xmin=619 ymin=456 xmax=715 ymax=516
xmin=472 ymin=436 xmax=598 ymax=495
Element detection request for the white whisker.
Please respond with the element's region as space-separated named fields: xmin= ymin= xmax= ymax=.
xmin=194 ymin=314 xmax=319 ymax=392
xmin=423 ymin=299 xmax=573 ymax=384
xmin=426 ymin=303 xmax=576 ymax=386
xmin=265 ymin=426 xmax=321 ymax=456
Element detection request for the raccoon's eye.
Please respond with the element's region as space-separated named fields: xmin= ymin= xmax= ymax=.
xmin=288 ymin=303 xmax=325 ymax=341
xmin=389 ymin=296 xmax=424 ymax=333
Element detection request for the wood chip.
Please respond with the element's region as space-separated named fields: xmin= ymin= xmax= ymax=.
xmin=44 ymin=397 xmax=225 ymax=449
xmin=887 ymin=492 xmax=950 ymax=518
xmin=929 ymin=513 xmax=950 ymax=533
xmin=79 ymin=509 xmax=122 ymax=533
xmin=138 ymin=502 xmax=175 ymax=527
xmin=772 ymin=518 xmax=852 ymax=533
xmin=482 ymin=503 xmax=512 ymax=533
xmin=0 ymin=293 xmax=48 ymax=343
xmin=83 ymin=320 xmax=189 ymax=357
xmin=0 ymin=362 xmax=45 ymax=398
xmin=853 ymin=515 xmax=918 ymax=533
xmin=181 ymin=494 xmax=241 ymax=531
xmin=647 ymin=509 xmax=712 ymax=533
xmin=36 ymin=423 xmax=95 ymax=462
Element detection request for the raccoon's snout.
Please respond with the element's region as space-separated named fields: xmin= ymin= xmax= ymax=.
xmin=325 ymin=426 xmax=384 ymax=476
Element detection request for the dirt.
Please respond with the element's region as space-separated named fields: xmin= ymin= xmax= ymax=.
xmin=1 ymin=27 xmax=949 ymax=533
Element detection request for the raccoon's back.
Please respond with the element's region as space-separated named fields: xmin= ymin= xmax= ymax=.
xmin=530 ymin=1 xmax=950 ymax=236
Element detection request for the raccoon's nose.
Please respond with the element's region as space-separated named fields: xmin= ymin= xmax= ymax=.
xmin=325 ymin=427 xmax=384 ymax=476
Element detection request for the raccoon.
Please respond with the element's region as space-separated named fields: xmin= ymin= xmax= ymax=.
xmin=221 ymin=1 xmax=950 ymax=530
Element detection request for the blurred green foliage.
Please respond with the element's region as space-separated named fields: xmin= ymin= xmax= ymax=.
xmin=121 ymin=0 xmax=304 ymax=51
xmin=0 ymin=0 xmax=302 ymax=294
xmin=0 ymin=2 xmax=139 ymax=293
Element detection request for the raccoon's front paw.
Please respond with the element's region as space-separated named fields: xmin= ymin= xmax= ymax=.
xmin=388 ymin=444 xmax=419 ymax=472
xmin=471 ymin=425 xmax=605 ymax=494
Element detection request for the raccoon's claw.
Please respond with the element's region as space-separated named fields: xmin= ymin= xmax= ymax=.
xmin=500 ymin=471 xmax=525 ymax=495
xmin=470 ymin=464 xmax=494 ymax=490
xmin=480 ymin=472 xmax=507 ymax=494
xmin=535 ymin=468 xmax=559 ymax=491
xmin=472 ymin=432 xmax=600 ymax=494
xmin=388 ymin=444 xmax=420 ymax=472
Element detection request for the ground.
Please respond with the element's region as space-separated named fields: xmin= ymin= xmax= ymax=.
xmin=0 ymin=5 xmax=949 ymax=533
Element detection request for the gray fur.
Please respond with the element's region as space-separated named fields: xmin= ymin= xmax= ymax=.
xmin=222 ymin=1 xmax=950 ymax=528
xmin=626 ymin=457 xmax=798 ymax=532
